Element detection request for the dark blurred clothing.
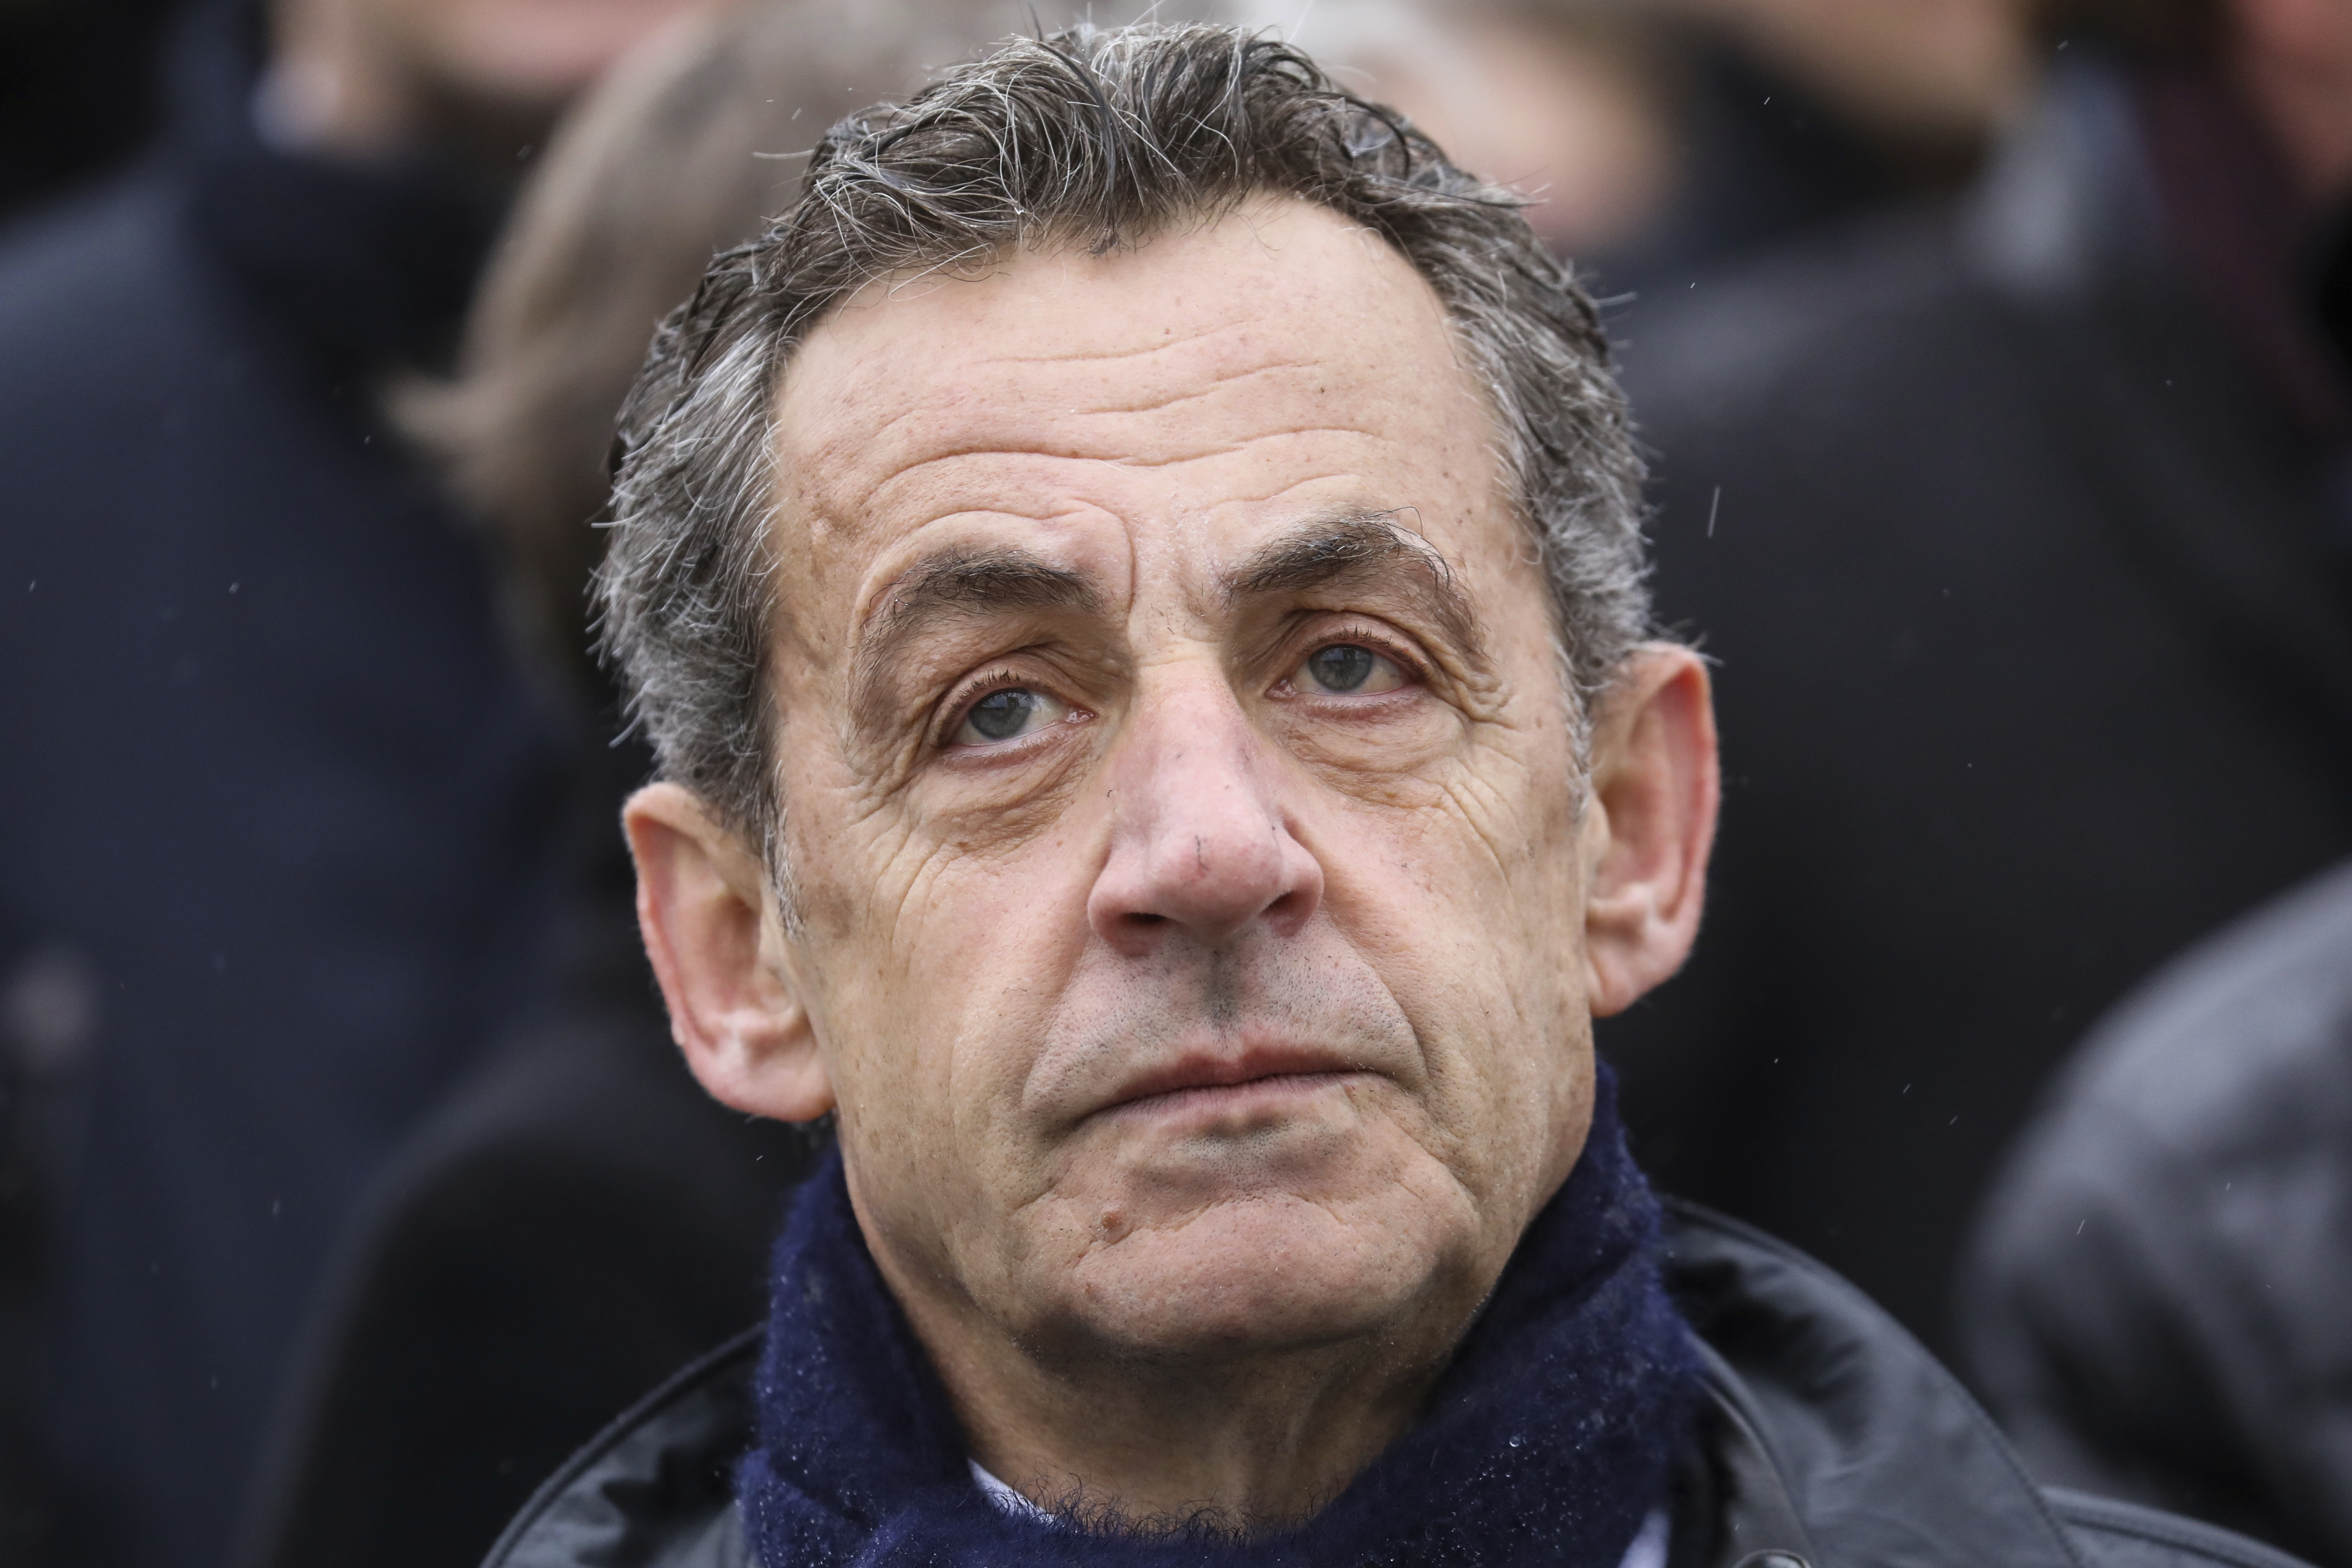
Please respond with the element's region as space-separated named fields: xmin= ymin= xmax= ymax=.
xmin=1605 ymin=58 xmax=2352 ymax=1367
xmin=235 ymin=785 xmax=813 ymax=1568
xmin=0 ymin=5 xmax=570 ymax=1565
xmin=1963 ymin=857 xmax=2352 ymax=1568
xmin=0 ymin=0 xmax=182 ymax=226
xmin=1601 ymin=43 xmax=1947 ymax=303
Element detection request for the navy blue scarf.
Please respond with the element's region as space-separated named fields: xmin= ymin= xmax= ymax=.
xmin=740 ymin=1067 xmax=1699 ymax=1567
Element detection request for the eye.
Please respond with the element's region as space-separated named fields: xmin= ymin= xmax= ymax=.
xmin=949 ymin=686 xmax=1070 ymax=747
xmin=1292 ymin=642 xmax=1409 ymax=696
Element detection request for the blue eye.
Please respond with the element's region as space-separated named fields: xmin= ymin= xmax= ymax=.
xmin=1306 ymin=644 xmax=1376 ymax=692
xmin=952 ymin=687 xmax=1066 ymax=746
xmin=1295 ymin=643 xmax=1407 ymax=696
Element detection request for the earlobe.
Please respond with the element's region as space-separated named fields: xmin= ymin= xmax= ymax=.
xmin=622 ymin=782 xmax=836 ymax=1123
xmin=1580 ymin=648 xmax=1720 ymax=1017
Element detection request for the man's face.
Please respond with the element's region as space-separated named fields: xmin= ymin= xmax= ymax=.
xmin=734 ymin=198 xmax=1612 ymax=1370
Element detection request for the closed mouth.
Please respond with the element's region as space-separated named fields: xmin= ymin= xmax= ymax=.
xmin=1095 ymin=1048 xmax=1369 ymax=1120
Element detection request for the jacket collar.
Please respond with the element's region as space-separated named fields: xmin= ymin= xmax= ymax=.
xmin=483 ymin=1204 xmax=2080 ymax=1568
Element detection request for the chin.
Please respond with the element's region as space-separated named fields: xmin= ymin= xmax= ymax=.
xmin=1049 ymin=1178 xmax=1478 ymax=1362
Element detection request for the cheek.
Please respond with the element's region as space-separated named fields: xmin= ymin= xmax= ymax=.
xmin=807 ymin=818 xmax=1101 ymax=1175
xmin=1315 ymin=736 xmax=1588 ymax=1183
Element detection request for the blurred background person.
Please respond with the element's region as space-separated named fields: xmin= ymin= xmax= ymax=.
xmin=0 ymin=0 xmax=716 ymax=1562
xmin=1964 ymin=856 xmax=2352 ymax=1568
xmin=1606 ymin=0 xmax=2352 ymax=1368
xmin=1214 ymin=0 xmax=1684 ymax=263
xmin=1625 ymin=0 xmax=2029 ymax=287
xmin=1216 ymin=0 xmax=2029 ymax=296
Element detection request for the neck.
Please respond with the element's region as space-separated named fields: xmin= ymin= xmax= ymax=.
xmin=896 ymin=1283 xmax=1476 ymax=1532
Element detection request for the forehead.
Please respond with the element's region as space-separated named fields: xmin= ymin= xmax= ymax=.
xmin=766 ymin=198 xmax=1512 ymax=627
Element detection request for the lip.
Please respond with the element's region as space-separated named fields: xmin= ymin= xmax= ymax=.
xmin=1093 ymin=1045 xmax=1372 ymax=1121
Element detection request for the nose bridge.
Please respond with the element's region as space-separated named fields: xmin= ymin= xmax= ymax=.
xmin=1089 ymin=660 xmax=1320 ymax=949
xmin=1134 ymin=673 xmax=1277 ymax=864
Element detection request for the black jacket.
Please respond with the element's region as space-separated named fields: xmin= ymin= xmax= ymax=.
xmin=476 ymin=1205 xmax=2310 ymax=1568
xmin=1964 ymin=857 xmax=2352 ymax=1568
xmin=1602 ymin=61 xmax=2352 ymax=1365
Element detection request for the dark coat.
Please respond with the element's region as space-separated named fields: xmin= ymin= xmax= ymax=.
xmin=1602 ymin=62 xmax=2352 ymax=1364
xmin=231 ymin=826 xmax=815 ymax=1568
xmin=1963 ymin=857 xmax=2352 ymax=1568
xmin=0 ymin=8 xmax=568 ymax=1563
xmin=474 ymin=1204 xmax=2314 ymax=1568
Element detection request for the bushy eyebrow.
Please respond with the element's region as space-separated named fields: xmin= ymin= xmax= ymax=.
xmin=851 ymin=546 xmax=1097 ymax=736
xmin=1226 ymin=509 xmax=1487 ymax=662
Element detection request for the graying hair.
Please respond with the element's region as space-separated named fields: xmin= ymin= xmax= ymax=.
xmin=597 ymin=20 xmax=1653 ymax=876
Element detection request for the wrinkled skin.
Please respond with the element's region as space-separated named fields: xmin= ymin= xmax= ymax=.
xmin=628 ymin=197 xmax=1717 ymax=1528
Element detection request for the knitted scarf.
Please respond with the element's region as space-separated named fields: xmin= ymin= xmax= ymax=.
xmin=739 ymin=1065 xmax=1700 ymax=1567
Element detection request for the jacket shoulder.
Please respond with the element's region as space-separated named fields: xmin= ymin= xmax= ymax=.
xmin=2011 ymin=857 xmax=2352 ymax=1162
xmin=1664 ymin=1201 xmax=2082 ymax=1568
xmin=483 ymin=1327 xmax=759 ymax=1568
xmin=2053 ymin=1489 xmax=2317 ymax=1568
xmin=1664 ymin=1205 xmax=2327 ymax=1568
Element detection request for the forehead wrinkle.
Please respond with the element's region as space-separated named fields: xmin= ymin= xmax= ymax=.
xmin=986 ymin=314 xmax=1248 ymax=365
xmin=1037 ymin=357 xmax=1326 ymax=421
xmin=811 ymin=319 xmax=1308 ymax=467
xmin=1225 ymin=509 xmax=1489 ymax=664
xmin=813 ymin=343 xmax=1362 ymax=498
xmin=843 ymin=423 xmax=1402 ymax=535
xmin=850 ymin=374 xmax=1382 ymax=488
xmin=848 ymin=546 xmax=1101 ymax=739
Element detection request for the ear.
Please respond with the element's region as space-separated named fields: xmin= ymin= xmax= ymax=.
xmin=622 ymin=782 xmax=835 ymax=1122
xmin=1579 ymin=646 xmax=1720 ymax=1017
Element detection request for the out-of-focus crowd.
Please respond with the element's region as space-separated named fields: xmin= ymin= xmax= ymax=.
xmin=0 ymin=0 xmax=2344 ymax=1566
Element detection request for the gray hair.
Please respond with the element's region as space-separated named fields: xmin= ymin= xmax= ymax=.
xmin=597 ymin=20 xmax=1653 ymax=877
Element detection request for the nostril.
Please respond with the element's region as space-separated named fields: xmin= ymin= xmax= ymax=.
xmin=1126 ymin=913 xmax=1167 ymax=927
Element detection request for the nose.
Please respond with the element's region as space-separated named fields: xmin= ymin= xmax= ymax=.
xmin=1086 ymin=678 xmax=1324 ymax=955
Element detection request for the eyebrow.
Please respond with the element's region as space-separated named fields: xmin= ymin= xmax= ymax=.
xmin=1226 ymin=509 xmax=1486 ymax=661
xmin=851 ymin=546 xmax=1098 ymax=736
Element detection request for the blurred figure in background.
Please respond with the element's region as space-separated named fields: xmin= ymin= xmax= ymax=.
xmin=1965 ymin=857 xmax=2352 ymax=1568
xmin=1215 ymin=0 xmax=1682 ymax=261
xmin=222 ymin=6 xmax=1030 ymax=1564
xmin=1626 ymin=0 xmax=2029 ymax=287
xmin=0 ymin=0 xmax=709 ymax=1562
xmin=1223 ymin=0 xmax=2028 ymax=292
xmin=1607 ymin=0 xmax=2352 ymax=1365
